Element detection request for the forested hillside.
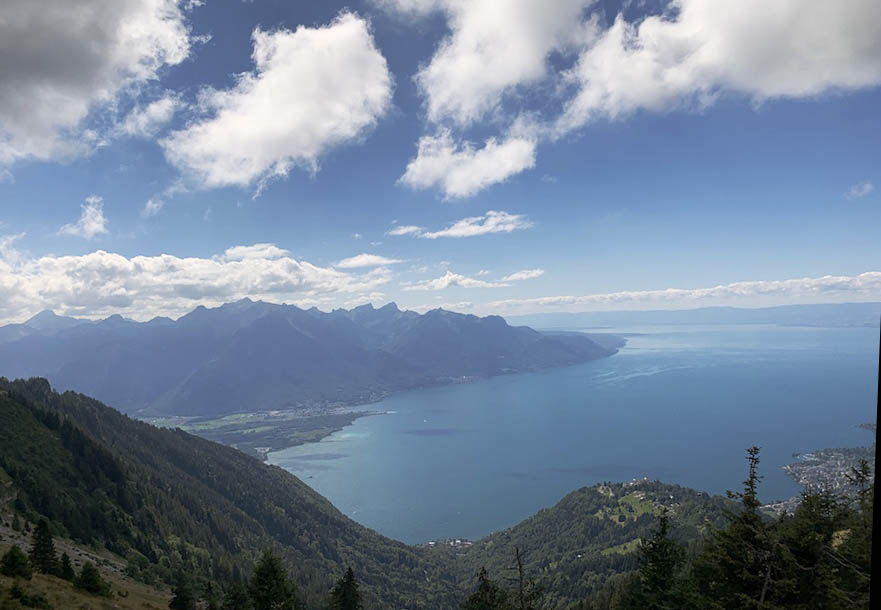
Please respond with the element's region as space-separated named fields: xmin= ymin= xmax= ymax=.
xmin=0 ymin=377 xmax=459 ymax=609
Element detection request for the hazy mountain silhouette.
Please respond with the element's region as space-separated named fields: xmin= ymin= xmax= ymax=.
xmin=0 ymin=300 xmax=618 ymax=416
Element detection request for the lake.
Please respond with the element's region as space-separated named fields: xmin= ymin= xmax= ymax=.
xmin=268 ymin=324 xmax=878 ymax=544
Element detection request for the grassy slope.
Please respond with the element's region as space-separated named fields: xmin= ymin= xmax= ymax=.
xmin=0 ymin=542 xmax=170 ymax=610
xmin=452 ymin=482 xmax=732 ymax=609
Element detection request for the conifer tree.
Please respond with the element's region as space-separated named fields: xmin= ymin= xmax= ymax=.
xmin=0 ymin=545 xmax=32 ymax=579
xmin=29 ymin=518 xmax=57 ymax=575
xmin=59 ymin=552 xmax=75 ymax=581
xmin=831 ymin=459 xmax=874 ymax=607
xmin=75 ymin=561 xmax=110 ymax=596
xmin=222 ymin=579 xmax=254 ymax=610
xmin=461 ymin=567 xmax=511 ymax=610
xmin=203 ymin=580 xmax=220 ymax=610
xmin=249 ymin=550 xmax=298 ymax=610
xmin=168 ymin=572 xmax=197 ymax=610
xmin=623 ymin=508 xmax=695 ymax=610
xmin=328 ymin=567 xmax=363 ymax=610
xmin=693 ymin=446 xmax=783 ymax=609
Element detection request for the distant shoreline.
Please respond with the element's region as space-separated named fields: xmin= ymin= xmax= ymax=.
xmin=178 ymin=332 xmax=627 ymax=461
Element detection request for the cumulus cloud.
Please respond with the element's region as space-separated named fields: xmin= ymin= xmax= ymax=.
xmin=336 ymin=253 xmax=404 ymax=268
xmin=58 ymin=196 xmax=109 ymax=239
xmin=0 ymin=0 xmax=191 ymax=165
xmin=220 ymin=243 xmax=290 ymax=261
xmin=500 ymin=269 xmax=544 ymax=282
xmin=399 ymin=130 xmax=536 ymax=198
xmin=401 ymin=0 xmax=590 ymax=126
xmin=421 ymin=210 xmax=533 ymax=239
xmin=846 ymin=181 xmax=874 ymax=200
xmin=381 ymin=0 xmax=588 ymax=197
xmin=557 ymin=0 xmax=881 ymax=134
xmin=116 ymin=95 xmax=180 ymax=138
xmin=162 ymin=12 xmax=393 ymax=190
xmin=386 ymin=0 xmax=881 ymax=197
xmin=489 ymin=272 xmax=881 ymax=312
xmin=0 ymin=241 xmax=392 ymax=323
xmin=402 ymin=270 xmax=510 ymax=291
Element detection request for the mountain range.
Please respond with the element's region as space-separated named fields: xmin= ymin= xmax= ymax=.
xmin=0 ymin=301 xmax=619 ymax=417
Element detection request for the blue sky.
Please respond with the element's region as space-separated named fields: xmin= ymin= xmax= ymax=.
xmin=0 ymin=0 xmax=879 ymax=323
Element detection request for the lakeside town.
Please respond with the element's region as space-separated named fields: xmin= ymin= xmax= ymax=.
xmin=763 ymin=423 xmax=875 ymax=516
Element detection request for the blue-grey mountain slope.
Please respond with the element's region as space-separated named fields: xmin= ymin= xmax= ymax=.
xmin=0 ymin=300 xmax=618 ymax=417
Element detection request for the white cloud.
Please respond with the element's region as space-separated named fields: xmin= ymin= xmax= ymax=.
xmin=386 ymin=225 xmax=424 ymax=236
xmin=421 ymin=210 xmax=533 ymax=239
xmin=0 ymin=0 xmax=191 ymax=165
xmin=162 ymin=12 xmax=393 ymax=190
xmin=400 ymin=0 xmax=591 ymax=126
xmin=476 ymin=269 xmax=491 ymax=276
xmin=0 ymin=241 xmax=392 ymax=323
xmin=501 ymin=268 xmax=544 ymax=282
xmin=403 ymin=270 xmax=509 ymax=291
xmin=58 ymin=196 xmax=109 ymax=239
xmin=489 ymin=272 xmax=881 ymax=312
xmin=336 ymin=253 xmax=404 ymax=268
xmin=0 ymin=233 xmax=26 ymax=265
xmin=142 ymin=198 xmax=164 ymax=218
xmin=116 ymin=95 xmax=180 ymax=138
xmin=556 ymin=0 xmax=881 ymax=135
xmin=344 ymin=292 xmax=387 ymax=307
xmin=221 ymin=243 xmax=289 ymax=261
xmin=400 ymin=130 xmax=536 ymax=198
xmin=846 ymin=181 xmax=874 ymax=200
xmin=386 ymin=0 xmax=881 ymax=197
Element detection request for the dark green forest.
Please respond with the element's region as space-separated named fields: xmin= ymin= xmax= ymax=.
xmin=0 ymin=378 xmax=873 ymax=609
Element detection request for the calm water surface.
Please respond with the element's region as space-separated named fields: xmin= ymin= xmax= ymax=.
xmin=269 ymin=325 xmax=878 ymax=543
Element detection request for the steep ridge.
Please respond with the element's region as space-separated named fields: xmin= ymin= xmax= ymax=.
xmin=0 ymin=377 xmax=458 ymax=609
xmin=0 ymin=300 xmax=619 ymax=417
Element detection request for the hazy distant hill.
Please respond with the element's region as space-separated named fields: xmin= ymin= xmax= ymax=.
xmin=0 ymin=300 xmax=617 ymax=417
xmin=508 ymin=302 xmax=881 ymax=329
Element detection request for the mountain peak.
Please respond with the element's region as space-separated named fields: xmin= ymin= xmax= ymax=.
xmin=24 ymin=309 xmax=83 ymax=331
xmin=100 ymin=313 xmax=133 ymax=325
xmin=25 ymin=309 xmax=59 ymax=323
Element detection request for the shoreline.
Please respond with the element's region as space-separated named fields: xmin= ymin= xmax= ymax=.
xmin=172 ymin=333 xmax=628 ymax=460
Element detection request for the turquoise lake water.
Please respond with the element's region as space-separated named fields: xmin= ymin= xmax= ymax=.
xmin=269 ymin=324 xmax=878 ymax=544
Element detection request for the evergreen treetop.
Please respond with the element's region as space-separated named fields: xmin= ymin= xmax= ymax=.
xmin=29 ymin=518 xmax=57 ymax=575
xmin=0 ymin=544 xmax=33 ymax=580
xmin=74 ymin=561 xmax=111 ymax=597
xmin=461 ymin=567 xmax=511 ymax=610
xmin=249 ymin=550 xmax=299 ymax=610
xmin=328 ymin=567 xmax=364 ymax=610
xmin=169 ymin=572 xmax=197 ymax=610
